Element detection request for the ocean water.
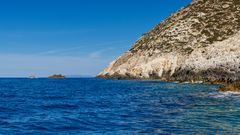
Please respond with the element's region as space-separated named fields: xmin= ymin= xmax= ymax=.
xmin=0 ymin=78 xmax=240 ymax=134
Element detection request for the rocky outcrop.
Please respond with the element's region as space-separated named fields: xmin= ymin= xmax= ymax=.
xmin=219 ymin=81 xmax=240 ymax=92
xmin=98 ymin=0 xmax=240 ymax=84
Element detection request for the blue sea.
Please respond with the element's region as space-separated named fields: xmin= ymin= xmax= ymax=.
xmin=1 ymin=78 xmax=240 ymax=134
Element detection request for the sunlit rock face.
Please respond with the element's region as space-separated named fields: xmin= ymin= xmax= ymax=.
xmin=98 ymin=0 xmax=240 ymax=83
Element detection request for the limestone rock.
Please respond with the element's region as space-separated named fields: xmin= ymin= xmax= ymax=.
xmin=98 ymin=0 xmax=240 ymax=83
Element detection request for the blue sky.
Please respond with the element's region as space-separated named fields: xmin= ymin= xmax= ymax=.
xmin=0 ymin=0 xmax=191 ymax=77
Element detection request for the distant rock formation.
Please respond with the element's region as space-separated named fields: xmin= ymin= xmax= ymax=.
xmin=48 ymin=74 xmax=65 ymax=79
xmin=98 ymin=0 xmax=240 ymax=90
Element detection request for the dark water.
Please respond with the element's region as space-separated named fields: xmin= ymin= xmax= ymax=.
xmin=0 ymin=78 xmax=240 ymax=134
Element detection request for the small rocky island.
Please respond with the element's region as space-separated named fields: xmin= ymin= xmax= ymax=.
xmin=48 ymin=74 xmax=66 ymax=79
xmin=98 ymin=0 xmax=240 ymax=91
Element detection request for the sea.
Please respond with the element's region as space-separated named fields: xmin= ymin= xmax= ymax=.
xmin=0 ymin=78 xmax=240 ymax=134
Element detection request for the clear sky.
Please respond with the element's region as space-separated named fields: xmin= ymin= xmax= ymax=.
xmin=0 ymin=0 xmax=192 ymax=77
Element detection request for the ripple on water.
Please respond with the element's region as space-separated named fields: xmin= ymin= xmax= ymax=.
xmin=0 ymin=78 xmax=240 ymax=134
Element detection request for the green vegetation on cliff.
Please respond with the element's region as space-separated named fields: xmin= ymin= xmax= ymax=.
xmin=98 ymin=0 xmax=240 ymax=92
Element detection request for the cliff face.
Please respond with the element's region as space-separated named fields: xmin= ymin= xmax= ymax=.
xmin=98 ymin=0 xmax=240 ymax=83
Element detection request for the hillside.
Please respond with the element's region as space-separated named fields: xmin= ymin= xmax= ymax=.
xmin=98 ymin=0 xmax=240 ymax=90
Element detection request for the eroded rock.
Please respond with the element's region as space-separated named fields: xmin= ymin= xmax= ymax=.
xmin=98 ymin=0 xmax=240 ymax=86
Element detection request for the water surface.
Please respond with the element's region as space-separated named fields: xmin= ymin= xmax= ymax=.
xmin=0 ymin=78 xmax=240 ymax=134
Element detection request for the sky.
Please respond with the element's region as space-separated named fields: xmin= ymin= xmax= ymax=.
xmin=0 ymin=0 xmax=192 ymax=77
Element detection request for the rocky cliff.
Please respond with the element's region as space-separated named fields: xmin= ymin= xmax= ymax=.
xmin=98 ymin=0 xmax=240 ymax=84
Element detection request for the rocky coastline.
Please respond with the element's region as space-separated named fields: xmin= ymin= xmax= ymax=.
xmin=219 ymin=81 xmax=240 ymax=92
xmin=97 ymin=0 xmax=240 ymax=92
